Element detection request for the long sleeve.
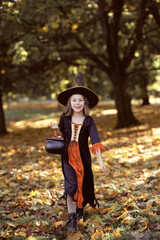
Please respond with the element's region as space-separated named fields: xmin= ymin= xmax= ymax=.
xmin=89 ymin=117 xmax=106 ymax=154
xmin=58 ymin=114 xmax=65 ymax=137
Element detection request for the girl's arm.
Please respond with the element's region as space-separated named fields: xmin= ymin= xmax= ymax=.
xmin=95 ymin=147 xmax=108 ymax=174
xmin=89 ymin=117 xmax=108 ymax=174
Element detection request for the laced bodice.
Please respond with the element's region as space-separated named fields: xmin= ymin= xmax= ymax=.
xmin=71 ymin=122 xmax=82 ymax=142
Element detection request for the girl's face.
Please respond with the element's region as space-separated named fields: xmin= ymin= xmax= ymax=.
xmin=70 ymin=94 xmax=84 ymax=113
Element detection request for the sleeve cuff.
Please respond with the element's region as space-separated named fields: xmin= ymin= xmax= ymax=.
xmin=91 ymin=142 xmax=106 ymax=154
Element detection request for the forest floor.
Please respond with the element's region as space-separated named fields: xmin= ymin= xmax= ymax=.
xmin=0 ymin=103 xmax=160 ymax=240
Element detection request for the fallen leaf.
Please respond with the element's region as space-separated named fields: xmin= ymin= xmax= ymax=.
xmin=66 ymin=231 xmax=82 ymax=240
xmin=54 ymin=221 xmax=64 ymax=228
xmin=138 ymin=222 xmax=148 ymax=232
xmin=27 ymin=237 xmax=37 ymax=240
xmin=104 ymin=227 xmax=112 ymax=232
xmin=112 ymin=228 xmax=121 ymax=238
xmin=91 ymin=229 xmax=104 ymax=239
xmin=100 ymin=208 xmax=111 ymax=214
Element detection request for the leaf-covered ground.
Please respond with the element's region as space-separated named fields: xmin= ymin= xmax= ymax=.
xmin=0 ymin=103 xmax=160 ymax=240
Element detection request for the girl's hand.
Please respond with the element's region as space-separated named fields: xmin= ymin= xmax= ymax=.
xmin=50 ymin=122 xmax=59 ymax=129
xmin=100 ymin=162 xmax=108 ymax=174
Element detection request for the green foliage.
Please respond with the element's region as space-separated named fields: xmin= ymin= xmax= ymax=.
xmin=15 ymin=216 xmax=35 ymax=226
xmin=0 ymin=0 xmax=159 ymax=100
xmin=1 ymin=0 xmax=160 ymax=132
xmin=102 ymin=233 xmax=115 ymax=240
xmin=91 ymin=214 xmax=103 ymax=224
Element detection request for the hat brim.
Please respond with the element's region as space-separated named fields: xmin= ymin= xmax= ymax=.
xmin=57 ymin=86 xmax=99 ymax=108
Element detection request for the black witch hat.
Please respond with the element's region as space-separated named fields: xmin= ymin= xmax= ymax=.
xmin=57 ymin=73 xmax=99 ymax=108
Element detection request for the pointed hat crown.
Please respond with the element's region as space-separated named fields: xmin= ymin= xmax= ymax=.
xmin=57 ymin=72 xmax=99 ymax=108
xmin=74 ymin=72 xmax=84 ymax=86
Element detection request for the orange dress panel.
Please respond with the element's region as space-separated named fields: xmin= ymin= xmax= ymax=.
xmin=68 ymin=122 xmax=84 ymax=208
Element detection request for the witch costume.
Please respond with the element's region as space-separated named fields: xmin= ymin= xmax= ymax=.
xmin=57 ymin=73 xmax=105 ymax=209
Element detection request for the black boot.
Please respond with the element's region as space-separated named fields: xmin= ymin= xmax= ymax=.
xmin=76 ymin=208 xmax=83 ymax=221
xmin=68 ymin=213 xmax=77 ymax=232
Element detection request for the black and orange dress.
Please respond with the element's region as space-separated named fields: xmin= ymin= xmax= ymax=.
xmin=58 ymin=113 xmax=105 ymax=208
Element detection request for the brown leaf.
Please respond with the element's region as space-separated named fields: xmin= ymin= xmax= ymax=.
xmin=66 ymin=231 xmax=82 ymax=240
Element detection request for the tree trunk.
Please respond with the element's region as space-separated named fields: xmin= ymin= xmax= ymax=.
xmin=0 ymin=89 xmax=7 ymax=136
xmin=142 ymin=96 xmax=150 ymax=105
xmin=140 ymin=77 xmax=150 ymax=106
xmin=112 ymin=73 xmax=140 ymax=128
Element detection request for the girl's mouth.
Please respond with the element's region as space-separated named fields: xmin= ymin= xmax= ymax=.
xmin=75 ymin=106 xmax=82 ymax=110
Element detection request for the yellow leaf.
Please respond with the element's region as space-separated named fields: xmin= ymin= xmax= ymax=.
xmin=77 ymin=218 xmax=88 ymax=227
xmin=104 ymin=227 xmax=112 ymax=232
xmin=138 ymin=193 xmax=149 ymax=201
xmin=112 ymin=228 xmax=121 ymax=238
xmin=55 ymin=206 xmax=63 ymax=211
xmin=18 ymin=231 xmax=26 ymax=237
xmin=117 ymin=210 xmax=129 ymax=220
xmin=140 ymin=209 xmax=150 ymax=216
xmin=51 ymin=22 xmax=59 ymax=29
xmin=86 ymin=206 xmax=98 ymax=213
xmin=37 ymin=199 xmax=44 ymax=205
xmin=27 ymin=237 xmax=37 ymax=240
xmin=30 ymin=190 xmax=40 ymax=197
xmin=13 ymin=212 xmax=19 ymax=217
xmin=72 ymin=24 xmax=78 ymax=31
xmin=149 ymin=212 xmax=157 ymax=221
xmin=128 ymin=194 xmax=135 ymax=202
xmin=71 ymin=10 xmax=76 ymax=14
xmin=42 ymin=25 xmax=48 ymax=32
xmin=121 ymin=215 xmax=135 ymax=225
xmin=91 ymin=229 xmax=104 ymax=240
xmin=100 ymin=208 xmax=111 ymax=214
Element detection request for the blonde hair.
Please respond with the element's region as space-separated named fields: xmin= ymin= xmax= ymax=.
xmin=64 ymin=95 xmax=90 ymax=116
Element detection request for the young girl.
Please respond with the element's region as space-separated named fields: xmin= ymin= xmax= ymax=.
xmin=51 ymin=72 xmax=107 ymax=232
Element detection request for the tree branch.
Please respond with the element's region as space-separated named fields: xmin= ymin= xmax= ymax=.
xmin=145 ymin=36 xmax=160 ymax=52
xmin=148 ymin=0 xmax=160 ymax=27
xmin=111 ymin=0 xmax=124 ymax=61
xmin=97 ymin=0 xmax=113 ymax=67
xmin=122 ymin=0 xmax=149 ymax=70
xmin=74 ymin=35 xmax=109 ymax=73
